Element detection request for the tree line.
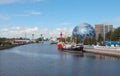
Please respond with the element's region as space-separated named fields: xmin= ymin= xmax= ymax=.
xmin=0 ymin=38 xmax=12 ymax=46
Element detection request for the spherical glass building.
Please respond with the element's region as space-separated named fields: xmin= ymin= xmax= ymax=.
xmin=72 ymin=23 xmax=96 ymax=41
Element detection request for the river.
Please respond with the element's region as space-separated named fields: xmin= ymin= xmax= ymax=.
xmin=0 ymin=42 xmax=120 ymax=76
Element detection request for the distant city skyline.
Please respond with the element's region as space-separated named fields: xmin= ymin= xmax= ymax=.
xmin=0 ymin=0 xmax=120 ymax=38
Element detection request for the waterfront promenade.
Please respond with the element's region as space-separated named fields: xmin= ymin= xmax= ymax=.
xmin=84 ymin=46 xmax=120 ymax=57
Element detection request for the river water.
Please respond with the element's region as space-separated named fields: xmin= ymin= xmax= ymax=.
xmin=0 ymin=42 xmax=120 ymax=76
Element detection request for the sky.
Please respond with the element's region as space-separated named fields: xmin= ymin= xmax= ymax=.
xmin=0 ymin=0 xmax=120 ymax=38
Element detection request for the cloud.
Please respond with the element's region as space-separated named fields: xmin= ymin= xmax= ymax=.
xmin=32 ymin=0 xmax=44 ymax=2
xmin=0 ymin=12 xmax=39 ymax=20
xmin=0 ymin=15 xmax=10 ymax=20
xmin=60 ymin=22 xmax=72 ymax=26
xmin=0 ymin=26 xmax=73 ymax=38
xmin=14 ymin=14 xmax=30 ymax=17
xmin=29 ymin=10 xmax=41 ymax=15
xmin=14 ymin=10 xmax=42 ymax=17
xmin=0 ymin=0 xmax=44 ymax=4
xmin=0 ymin=0 xmax=20 ymax=4
xmin=10 ymin=26 xmax=39 ymax=34
xmin=49 ymin=27 xmax=73 ymax=37
xmin=0 ymin=26 xmax=40 ymax=38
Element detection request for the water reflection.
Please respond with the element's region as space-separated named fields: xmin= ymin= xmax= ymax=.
xmin=84 ymin=53 xmax=120 ymax=60
xmin=0 ymin=43 xmax=120 ymax=76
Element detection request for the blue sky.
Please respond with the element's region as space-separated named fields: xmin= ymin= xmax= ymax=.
xmin=0 ymin=0 xmax=120 ymax=38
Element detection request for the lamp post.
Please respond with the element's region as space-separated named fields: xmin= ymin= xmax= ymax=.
xmin=25 ymin=32 xmax=27 ymax=39
xmin=41 ymin=34 xmax=42 ymax=37
xmin=32 ymin=34 xmax=34 ymax=41
xmin=41 ymin=34 xmax=43 ymax=42
xmin=103 ymin=24 xmax=106 ymax=43
xmin=60 ymin=32 xmax=62 ymax=42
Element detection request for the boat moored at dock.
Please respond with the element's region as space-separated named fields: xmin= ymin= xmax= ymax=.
xmin=62 ymin=43 xmax=84 ymax=51
xmin=57 ymin=32 xmax=84 ymax=52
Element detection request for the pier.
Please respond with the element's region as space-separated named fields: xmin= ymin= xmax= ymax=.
xmin=84 ymin=46 xmax=120 ymax=57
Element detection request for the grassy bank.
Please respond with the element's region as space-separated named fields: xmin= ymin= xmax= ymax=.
xmin=0 ymin=44 xmax=27 ymax=50
xmin=0 ymin=45 xmax=19 ymax=50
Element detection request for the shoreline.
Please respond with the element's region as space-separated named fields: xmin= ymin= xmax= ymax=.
xmin=0 ymin=43 xmax=37 ymax=51
xmin=0 ymin=44 xmax=26 ymax=51
xmin=84 ymin=48 xmax=120 ymax=58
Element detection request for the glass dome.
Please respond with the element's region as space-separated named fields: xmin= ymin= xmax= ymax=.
xmin=72 ymin=23 xmax=96 ymax=41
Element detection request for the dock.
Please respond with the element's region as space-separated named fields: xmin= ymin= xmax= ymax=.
xmin=84 ymin=46 xmax=120 ymax=57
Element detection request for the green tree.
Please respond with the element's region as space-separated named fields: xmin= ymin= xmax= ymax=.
xmin=111 ymin=27 xmax=120 ymax=41
xmin=97 ymin=34 xmax=104 ymax=45
xmin=0 ymin=38 xmax=12 ymax=46
xmin=83 ymin=37 xmax=96 ymax=45
xmin=106 ymin=31 xmax=113 ymax=41
xmin=84 ymin=38 xmax=91 ymax=45
xmin=36 ymin=37 xmax=43 ymax=42
xmin=65 ymin=37 xmax=71 ymax=42
xmin=98 ymin=34 xmax=103 ymax=42
xmin=91 ymin=37 xmax=97 ymax=45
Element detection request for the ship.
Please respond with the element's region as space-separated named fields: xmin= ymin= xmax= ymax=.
xmin=62 ymin=43 xmax=84 ymax=51
xmin=57 ymin=32 xmax=84 ymax=52
xmin=50 ymin=37 xmax=58 ymax=44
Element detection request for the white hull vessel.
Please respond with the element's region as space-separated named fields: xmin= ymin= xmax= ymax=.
xmin=62 ymin=43 xmax=84 ymax=51
xmin=50 ymin=38 xmax=58 ymax=44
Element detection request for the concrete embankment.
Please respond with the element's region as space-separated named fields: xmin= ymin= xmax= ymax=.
xmin=84 ymin=46 xmax=120 ymax=57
